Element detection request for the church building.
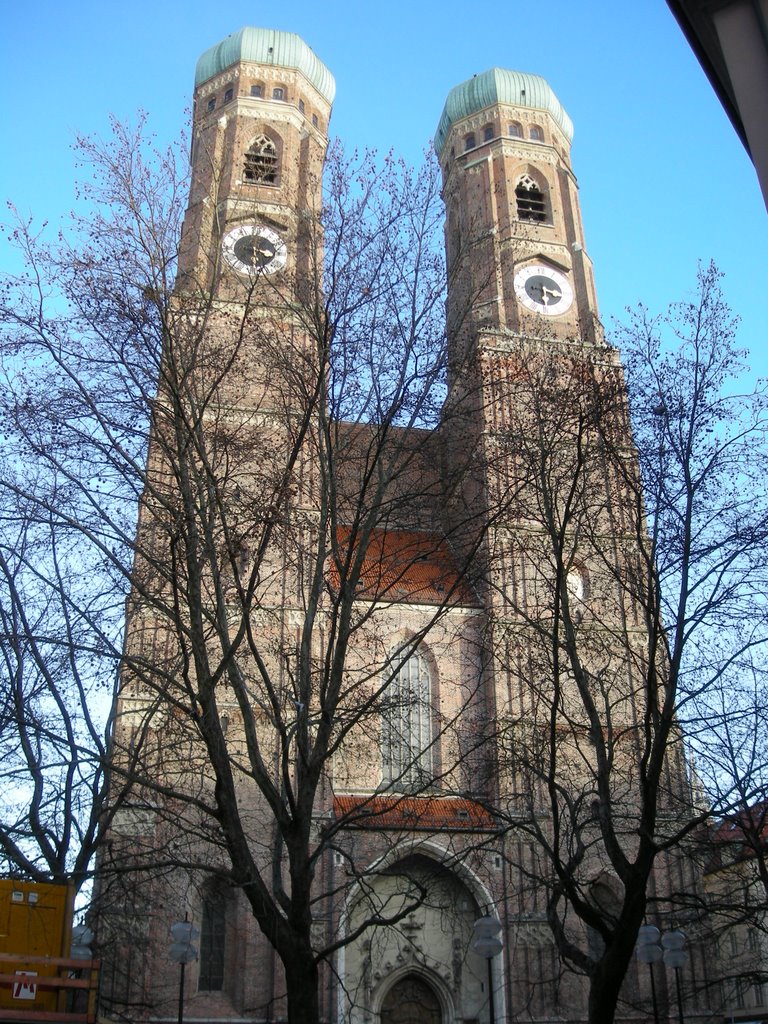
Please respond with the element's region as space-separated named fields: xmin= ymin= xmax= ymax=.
xmin=97 ymin=27 xmax=710 ymax=1024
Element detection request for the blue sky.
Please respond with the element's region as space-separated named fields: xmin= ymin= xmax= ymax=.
xmin=2 ymin=1 xmax=765 ymax=374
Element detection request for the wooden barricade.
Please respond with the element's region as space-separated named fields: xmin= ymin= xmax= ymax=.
xmin=0 ymin=954 xmax=100 ymax=1023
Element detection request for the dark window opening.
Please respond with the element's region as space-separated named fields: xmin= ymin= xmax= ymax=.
xmin=530 ymin=125 xmax=544 ymax=141
xmin=250 ymin=84 xmax=263 ymax=97
xmin=509 ymin=122 xmax=523 ymax=138
xmin=199 ymin=892 xmax=226 ymax=991
xmin=272 ymin=86 xmax=285 ymax=100
xmin=299 ymin=99 xmax=305 ymax=114
xmin=483 ymin=124 xmax=494 ymax=142
xmin=312 ymin=113 xmax=319 ymax=128
xmin=224 ymin=87 xmax=233 ymax=104
xmin=464 ymin=133 xmax=475 ymax=151
xmin=207 ymin=97 xmax=216 ymax=112
xmin=516 ymin=174 xmax=547 ymax=222
xmin=243 ymin=135 xmax=278 ymax=185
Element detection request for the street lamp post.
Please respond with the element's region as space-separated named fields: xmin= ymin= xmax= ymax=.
xmin=662 ymin=931 xmax=689 ymax=1024
xmin=471 ymin=916 xmax=503 ymax=1024
xmin=635 ymin=926 xmax=688 ymax=1024
xmin=169 ymin=920 xmax=199 ymax=1024
xmin=636 ymin=925 xmax=662 ymax=1024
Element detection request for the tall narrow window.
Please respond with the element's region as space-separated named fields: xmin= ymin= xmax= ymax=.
xmin=199 ymin=887 xmax=227 ymax=991
xmin=566 ymin=565 xmax=587 ymax=603
xmin=382 ymin=648 xmax=433 ymax=790
xmin=515 ymin=174 xmax=547 ymax=222
xmin=509 ymin=121 xmax=523 ymax=138
xmin=464 ymin=133 xmax=476 ymax=151
xmin=530 ymin=125 xmax=544 ymax=141
xmin=243 ymin=135 xmax=278 ymax=185
xmin=483 ymin=124 xmax=494 ymax=142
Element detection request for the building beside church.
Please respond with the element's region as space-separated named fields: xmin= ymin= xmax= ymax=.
xmin=96 ymin=27 xmax=713 ymax=1024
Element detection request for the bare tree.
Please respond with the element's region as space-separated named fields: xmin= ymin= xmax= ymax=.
xmin=0 ymin=118 xmax=502 ymax=1024
xmin=481 ymin=265 xmax=768 ymax=1023
xmin=5 ymin=74 xmax=763 ymax=1024
xmin=0 ymin=511 xmax=114 ymax=886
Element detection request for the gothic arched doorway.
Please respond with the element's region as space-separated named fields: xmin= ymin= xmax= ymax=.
xmin=380 ymin=975 xmax=442 ymax=1024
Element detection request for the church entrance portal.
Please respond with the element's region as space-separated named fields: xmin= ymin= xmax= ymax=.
xmin=380 ymin=975 xmax=442 ymax=1024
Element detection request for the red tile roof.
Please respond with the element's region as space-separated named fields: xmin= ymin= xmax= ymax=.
xmin=328 ymin=527 xmax=479 ymax=607
xmin=333 ymin=795 xmax=497 ymax=831
xmin=710 ymin=800 xmax=768 ymax=845
xmin=705 ymin=800 xmax=768 ymax=873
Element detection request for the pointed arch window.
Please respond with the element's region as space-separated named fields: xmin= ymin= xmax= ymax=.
xmin=382 ymin=648 xmax=434 ymax=790
xmin=243 ymin=135 xmax=279 ymax=185
xmin=199 ymin=884 xmax=228 ymax=991
xmin=515 ymin=174 xmax=548 ymax=223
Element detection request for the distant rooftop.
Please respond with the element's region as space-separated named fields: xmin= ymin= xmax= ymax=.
xmin=195 ymin=27 xmax=336 ymax=104
xmin=435 ymin=68 xmax=573 ymax=156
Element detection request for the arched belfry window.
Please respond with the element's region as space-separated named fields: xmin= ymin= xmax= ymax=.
xmin=382 ymin=648 xmax=434 ymax=790
xmin=530 ymin=124 xmax=544 ymax=141
xmin=515 ymin=173 xmax=548 ymax=223
xmin=509 ymin=121 xmax=523 ymax=138
xmin=243 ymin=134 xmax=279 ymax=185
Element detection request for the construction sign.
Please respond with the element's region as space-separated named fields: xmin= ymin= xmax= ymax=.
xmin=0 ymin=880 xmax=73 ymax=1014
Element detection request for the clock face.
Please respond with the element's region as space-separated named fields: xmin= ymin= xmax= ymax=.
xmin=514 ymin=264 xmax=573 ymax=316
xmin=222 ymin=224 xmax=287 ymax=276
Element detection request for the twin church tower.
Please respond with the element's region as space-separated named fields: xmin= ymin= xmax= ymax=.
xmin=100 ymin=26 xmax=697 ymax=1024
xmin=181 ymin=27 xmax=599 ymax=338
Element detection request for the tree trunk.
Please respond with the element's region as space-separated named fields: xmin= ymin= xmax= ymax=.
xmin=284 ymin=949 xmax=320 ymax=1024
xmin=588 ymin=937 xmax=636 ymax=1024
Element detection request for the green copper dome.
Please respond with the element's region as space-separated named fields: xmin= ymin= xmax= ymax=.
xmin=195 ymin=27 xmax=336 ymax=104
xmin=435 ymin=68 xmax=573 ymax=156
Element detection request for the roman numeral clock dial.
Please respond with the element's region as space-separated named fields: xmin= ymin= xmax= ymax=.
xmin=514 ymin=264 xmax=573 ymax=316
xmin=223 ymin=224 xmax=288 ymax=276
